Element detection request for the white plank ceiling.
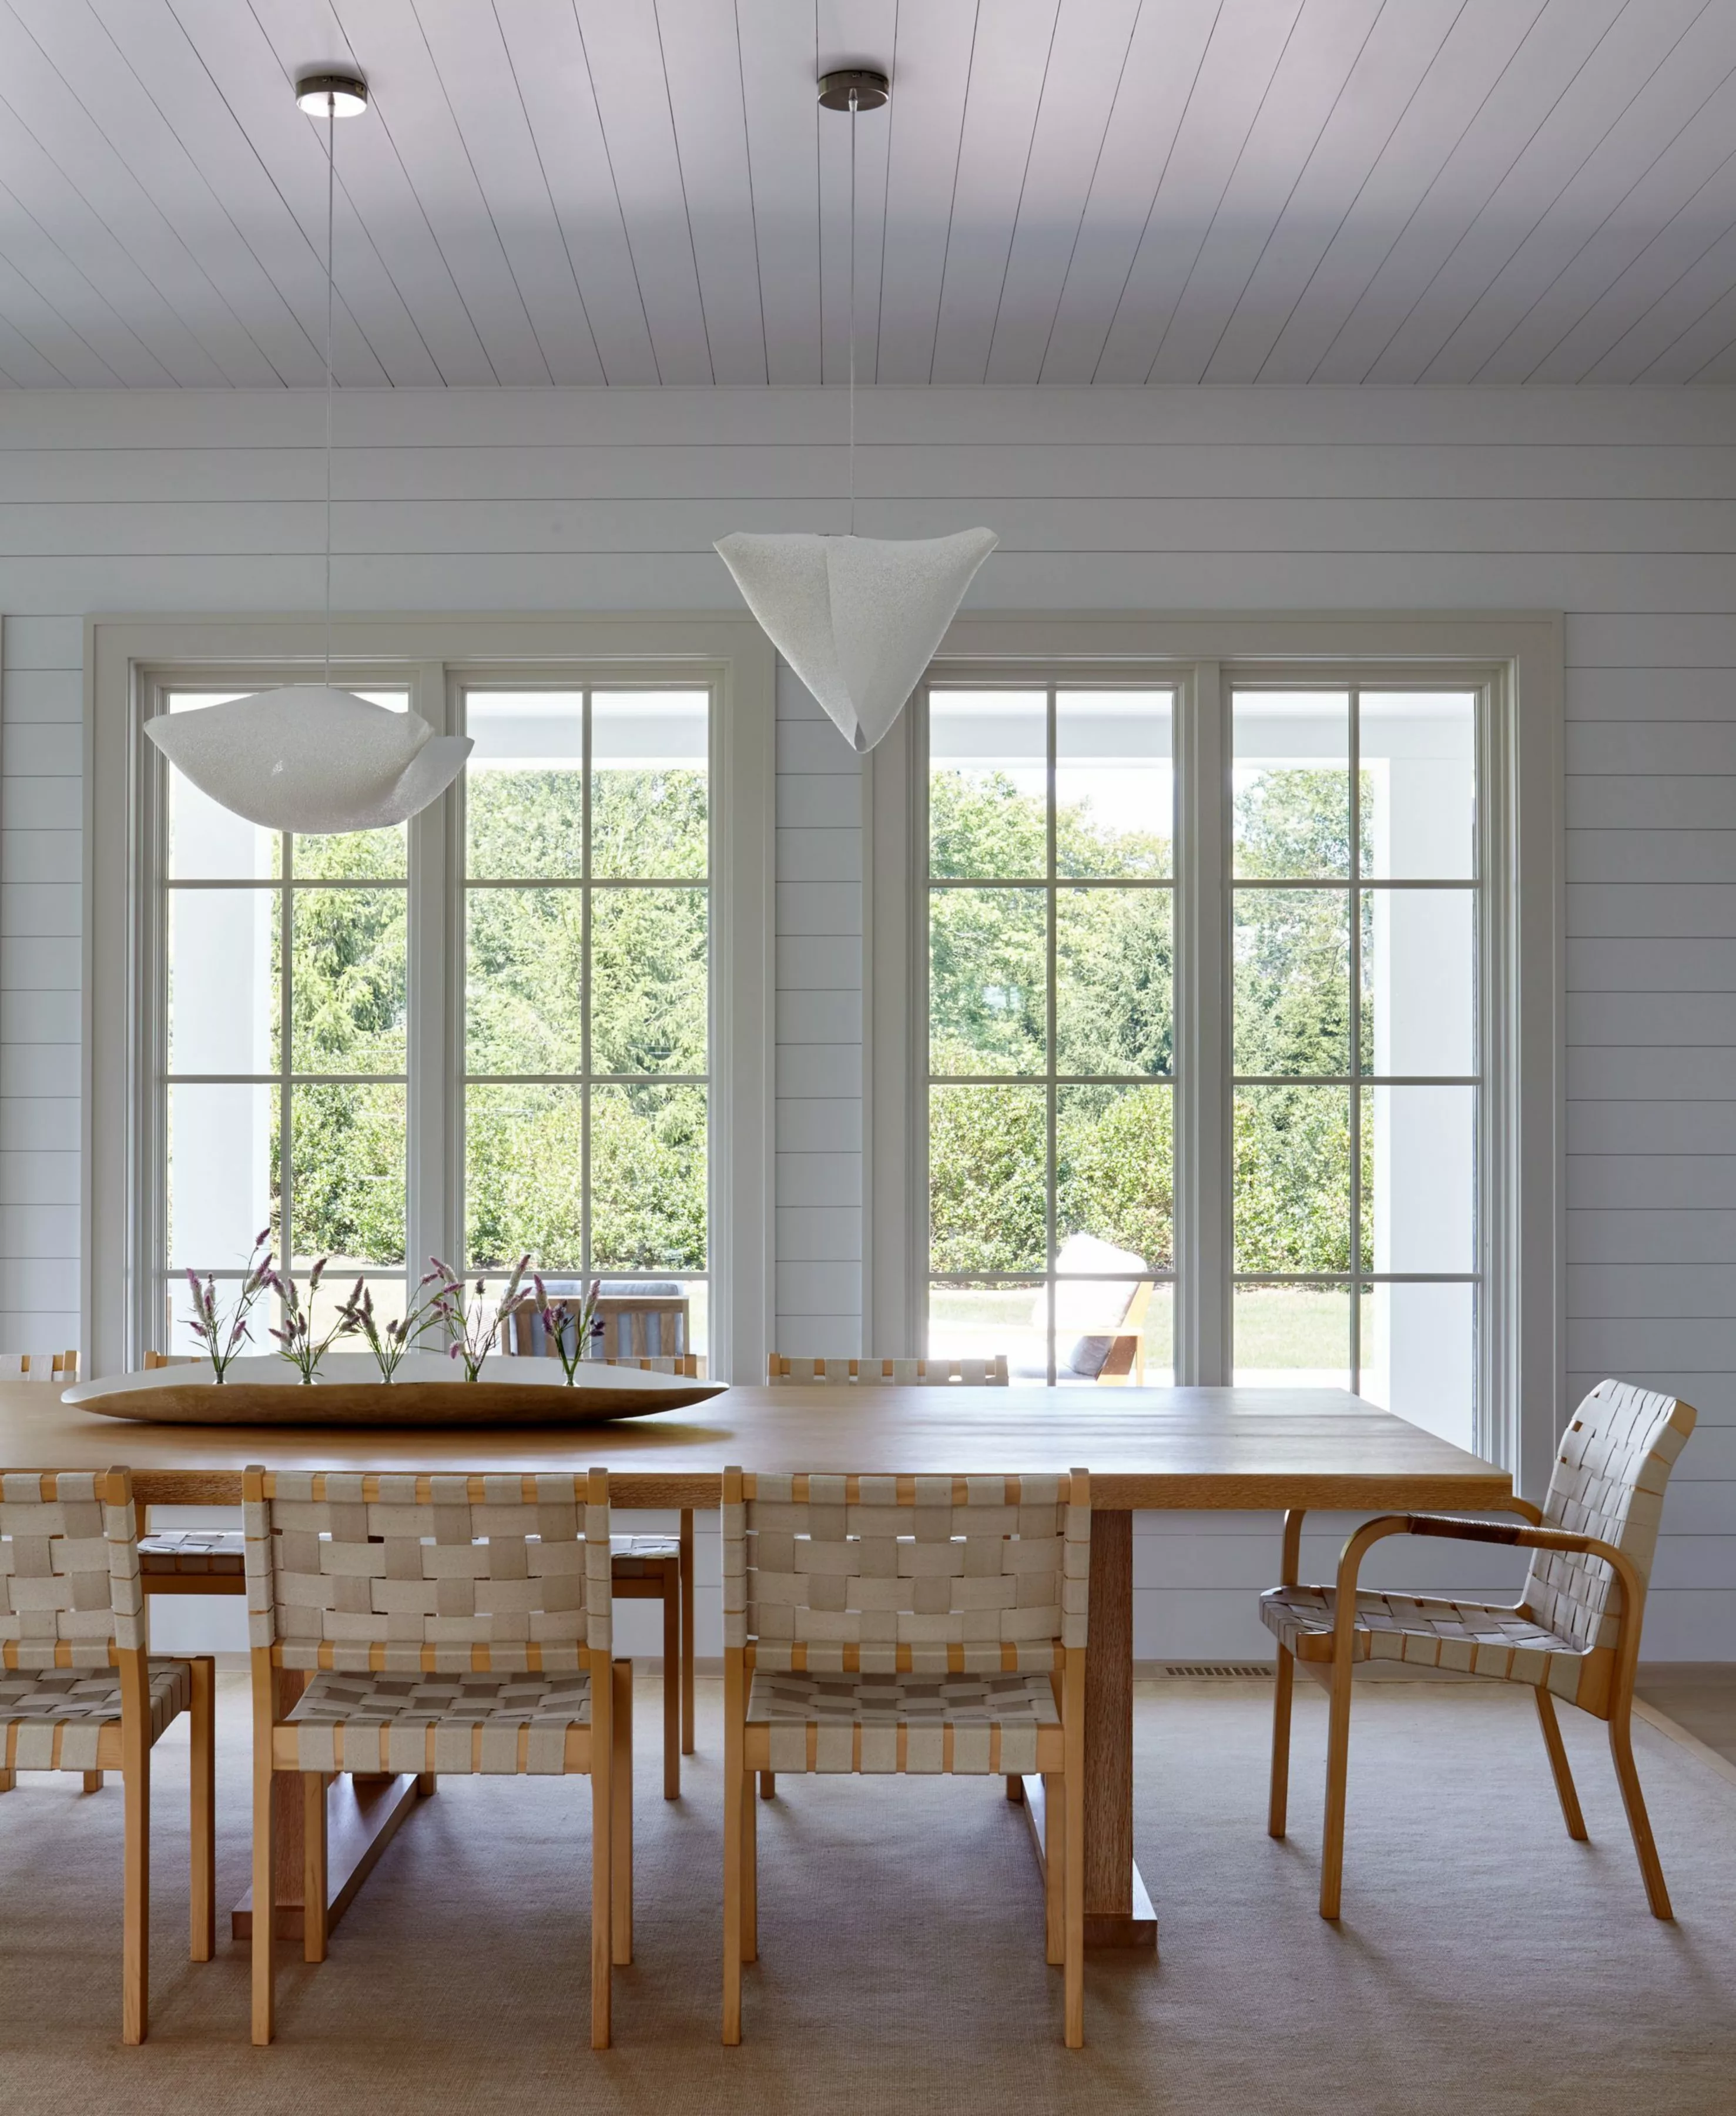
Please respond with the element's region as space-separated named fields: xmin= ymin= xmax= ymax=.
xmin=4 ymin=0 xmax=1736 ymax=386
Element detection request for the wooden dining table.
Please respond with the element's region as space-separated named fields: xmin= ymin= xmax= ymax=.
xmin=0 ymin=1379 xmax=1514 ymax=1953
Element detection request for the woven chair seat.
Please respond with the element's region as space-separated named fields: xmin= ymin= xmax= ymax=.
xmin=1260 ymin=1585 xmax=1593 ymax=1692
xmin=282 ymin=1666 xmax=594 ymax=1775
xmin=746 ymin=1668 xmax=1059 ymax=1774
xmin=140 ymin=1529 xmax=246 ymax=1575
xmin=0 ymin=1658 xmax=192 ymax=1770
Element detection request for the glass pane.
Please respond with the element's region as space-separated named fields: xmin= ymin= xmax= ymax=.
xmin=929 ymin=1084 xmax=1045 ymax=1273
xmin=929 ymin=1279 xmax=1045 ymax=1377
xmin=1360 ymin=1282 xmax=1474 ymax=1449
xmin=1364 ymin=887 xmax=1476 ymax=1077
xmin=291 ymin=1083 xmax=405 ymax=1269
xmin=302 ymin=1273 xmax=409 ymax=1357
xmin=466 ymin=692 xmax=585 ymax=880
xmin=1056 ymin=689 xmax=1172 ymax=878
xmin=166 ymin=692 xmax=276 ymax=880
xmin=168 ymin=888 xmax=276 ymax=1074
xmin=1360 ymin=692 xmax=1476 ymax=880
xmin=1055 ymin=888 xmax=1172 ymax=1076
xmin=291 ymin=888 xmax=407 ymax=1074
xmin=167 ymin=1082 xmax=277 ymax=1269
xmin=1057 ymin=1085 xmax=1172 ymax=1271
xmin=1233 ymin=890 xmax=1351 ymax=1077
xmin=1234 ymin=1283 xmax=1351 ymax=1389
xmin=466 ymin=888 xmax=584 ymax=1075
xmin=591 ymin=889 xmax=707 ymax=1075
xmin=590 ymin=1084 xmax=706 ymax=1269
xmin=929 ymin=691 xmax=1046 ymax=879
xmin=592 ymin=691 xmax=708 ymax=879
xmin=466 ymin=1083 xmax=585 ymax=1270
xmin=1362 ymin=1085 xmax=1476 ymax=1274
xmin=1049 ymin=1280 xmax=1172 ymax=1388
xmin=929 ymin=887 xmax=1045 ymax=1075
xmin=1234 ymin=1086 xmax=1352 ymax=1273
xmin=1233 ymin=692 xmax=1352 ymax=878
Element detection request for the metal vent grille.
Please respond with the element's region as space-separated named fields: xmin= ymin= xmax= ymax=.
xmin=1158 ymin=1662 xmax=1274 ymax=1679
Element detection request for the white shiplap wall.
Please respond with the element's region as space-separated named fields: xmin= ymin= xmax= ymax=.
xmin=2 ymin=383 xmax=1732 ymax=1661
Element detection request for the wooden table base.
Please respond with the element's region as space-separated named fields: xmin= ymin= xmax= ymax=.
xmin=232 ymin=1772 xmax=425 ymax=1942
xmin=1016 ymin=1773 xmax=1158 ymax=1949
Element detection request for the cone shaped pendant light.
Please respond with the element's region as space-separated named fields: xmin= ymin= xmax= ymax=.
xmin=715 ymin=69 xmax=996 ymax=754
xmin=145 ymin=71 xmax=471 ymax=832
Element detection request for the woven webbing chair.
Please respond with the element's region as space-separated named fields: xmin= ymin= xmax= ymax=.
xmin=768 ymin=1355 xmax=1010 ymax=1385
xmin=1262 ymin=1379 xmax=1697 ymax=1920
xmin=1 ymin=1468 xmax=215 ymax=2043
xmin=722 ymin=1465 xmax=1090 ymax=2048
xmin=243 ymin=1466 xmax=631 ymax=2048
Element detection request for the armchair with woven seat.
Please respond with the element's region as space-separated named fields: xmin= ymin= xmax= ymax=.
xmin=1 ymin=1468 xmax=215 ymax=2043
xmin=242 ymin=1465 xmax=631 ymax=2048
xmin=1261 ymin=1378 xmax=1696 ymax=1921
xmin=767 ymin=1354 xmax=1010 ymax=1385
xmin=721 ymin=1465 xmax=1091 ymax=2048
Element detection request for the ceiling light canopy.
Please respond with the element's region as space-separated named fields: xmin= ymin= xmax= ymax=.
xmin=715 ymin=62 xmax=996 ymax=753
xmin=294 ymin=69 xmax=368 ymax=117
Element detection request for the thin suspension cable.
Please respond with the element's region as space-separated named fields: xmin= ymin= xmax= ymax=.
xmin=324 ymin=95 xmax=335 ymax=689
xmin=848 ymin=87 xmax=857 ymax=538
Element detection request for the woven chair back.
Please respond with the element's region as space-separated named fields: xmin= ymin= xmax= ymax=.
xmin=1526 ymin=1380 xmax=1696 ymax=1651
xmin=242 ymin=1469 xmax=612 ymax=1674
xmin=723 ymin=1470 xmax=1088 ymax=1676
xmin=0 ymin=1469 xmax=142 ymax=1670
xmin=768 ymin=1355 xmax=1010 ymax=1386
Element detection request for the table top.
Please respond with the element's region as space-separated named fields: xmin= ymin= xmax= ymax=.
xmin=0 ymin=1381 xmax=1512 ymax=1512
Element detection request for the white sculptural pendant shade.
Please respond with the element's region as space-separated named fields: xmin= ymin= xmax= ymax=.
xmin=715 ymin=527 xmax=998 ymax=752
xmin=143 ymin=685 xmax=473 ymax=833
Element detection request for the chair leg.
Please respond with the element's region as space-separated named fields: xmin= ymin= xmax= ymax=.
xmin=661 ymin=1558 xmax=681 ymax=1800
xmin=1269 ymin=1643 xmax=1295 ymax=1839
xmin=591 ymin=1701 xmax=613 ymax=2050
xmin=1319 ymin=1652 xmax=1354 ymax=1921
xmin=679 ymin=1508 xmax=696 ymax=1757
xmin=0 ymin=1767 xmax=12 ymax=1793
xmin=742 ymin=1759 xmax=758 ymax=1964
xmin=1043 ymin=1771 xmax=1064 ymax=1966
xmin=759 ymin=1769 xmax=775 ymax=1799
xmin=303 ymin=1773 xmax=329 ymax=1964
xmin=417 ymin=1773 xmax=437 ymax=1796
xmin=1533 ymin=1686 xmax=1587 ymax=1842
xmin=1063 ymin=1760 xmax=1084 ymax=2050
xmin=251 ymin=1686 xmax=276 ymax=2045
xmin=189 ymin=1657 xmax=216 ymax=1962
xmin=1608 ymin=1695 xmax=1673 ymax=1919
xmin=83 ymin=1770 xmax=105 ymax=1793
xmin=122 ymin=1738 xmax=150 ymax=2045
xmin=612 ymin=1659 xmax=634 ymax=1966
xmin=723 ymin=1736 xmax=744 ymax=2044
xmin=1006 ymin=1773 xmax=1024 ymax=1803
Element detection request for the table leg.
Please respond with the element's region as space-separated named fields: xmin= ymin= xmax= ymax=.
xmin=1016 ymin=1509 xmax=1156 ymax=1950
xmin=231 ymin=1666 xmax=426 ymax=1941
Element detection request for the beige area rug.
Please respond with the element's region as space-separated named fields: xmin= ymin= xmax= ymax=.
xmin=2 ymin=1673 xmax=1734 ymax=2116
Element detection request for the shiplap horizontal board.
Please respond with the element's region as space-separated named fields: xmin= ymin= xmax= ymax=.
xmin=776 ymin=1099 xmax=863 ymax=1155
xmin=0 ymin=939 xmax=81 ymax=990
xmin=1568 ymin=887 xmax=1736 ymax=939
xmin=776 ymin=935 xmax=861 ymax=991
xmin=1634 ymin=1594 xmax=1736 ymax=1662
xmin=775 ymin=722 xmax=862 ymax=776
xmin=775 ymin=1208 xmax=861 ymax=1262
xmin=1662 ymin=1484 xmax=1736 ymax=1536
xmin=774 ymin=827 xmax=860 ymax=885
xmin=774 ymin=884 xmax=861 ymax=936
xmin=774 ymin=990 xmax=862 ymax=1046
xmin=0 ymin=1153 xmax=78 ymax=1206
xmin=1570 ymin=1211 xmax=1736 ymax=1264
xmin=1 ymin=834 xmax=80 ymax=886
xmin=777 ymin=1043 xmax=863 ymax=1100
xmin=0 ymin=1311 xmax=78 ymax=1347
xmin=1566 ymin=939 xmax=1736 ymax=992
xmin=1569 ymin=1264 xmax=1736 ymax=1317
xmin=1569 ymin=998 xmax=1736 ymax=1047
xmin=1568 ymin=1049 xmax=1736 ymax=1100
xmin=775 ymin=1260 xmax=865 ymax=1318
xmin=1569 ymin=724 xmax=1736 ymax=775
xmin=0 ymin=1201 xmax=76 ymax=1258
xmin=3 ymin=725 xmax=78 ymax=776
xmin=2 ymin=672 xmax=81 ymax=723
xmin=1566 ymin=614 xmax=1736 ymax=666
xmin=776 ymin=775 xmax=862 ymax=829
xmin=0 ymin=995 xmax=76 ymax=1045
xmin=1567 ymin=668 xmax=1736 ymax=720
xmin=1 ymin=782 xmax=81 ymax=834
xmin=1566 ymin=831 xmax=1736 ymax=886
xmin=0 ymin=617 xmax=81 ymax=668
xmin=0 ymin=1100 xmax=76 ymax=1153
xmin=1570 ymin=1104 xmax=1736 ymax=1154
xmin=774 ymin=1154 xmax=863 ymax=1209
xmin=0 ymin=1047 xmax=75 ymax=1098
xmin=1569 ymin=779 xmax=1736 ymax=831
xmin=1569 ymin=1157 xmax=1736 ymax=1209
xmin=1571 ymin=1320 xmax=1736 ymax=1369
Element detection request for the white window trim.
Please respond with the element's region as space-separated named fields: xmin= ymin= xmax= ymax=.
xmin=86 ymin=613 xmax=777 ymax=1385
xmin=866 ymin=612 xmax=1564 ymax=1500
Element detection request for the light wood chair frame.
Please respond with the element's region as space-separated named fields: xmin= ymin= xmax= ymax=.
xmin=1 ymin=1467 xmax=215 ymax=2043
xmin=1268 ymin=1501 xmax=1673 ymax=1921
xmin=720 ymin=1465 xmax=1089 ymax=2049
xmin=767 ymin=1355 xmax=1011 ymax=1385
xmin=242 ymin=1465 xmax=629 ymax=2049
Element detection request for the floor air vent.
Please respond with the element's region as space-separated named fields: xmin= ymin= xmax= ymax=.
xmin=1159 ymin=1663 xmax=1273 ymax=1679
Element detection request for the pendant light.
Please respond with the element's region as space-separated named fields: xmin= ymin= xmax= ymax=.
xmin=716 ymin=68 xmax=997 ymax=754
xmin=145 ymin=69 xmax=471 ymax=833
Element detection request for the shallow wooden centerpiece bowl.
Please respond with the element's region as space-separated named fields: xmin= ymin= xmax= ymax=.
xmin=62 ymin=1352 xmax=725 ymax=1427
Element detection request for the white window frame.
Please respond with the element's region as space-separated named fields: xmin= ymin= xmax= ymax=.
xmin=86 ymin=614 xmax=776 ymax=1384
xmin=867 ymin=614 xmax=1563 ymax=1498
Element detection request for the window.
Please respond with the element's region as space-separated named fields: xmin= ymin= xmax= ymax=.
xmin=461 ymin=687 xmax=710 ymax=1347
xmin=162 ymin=687 xmax=410 ymax=1345
xmin=1230 ymin=687 xmax=1478 ymax=1444
xmin=924 ymin=685 xmax=1177 ymax=1385
xmin=885 ymin=620 xmax=1558 ymax=1471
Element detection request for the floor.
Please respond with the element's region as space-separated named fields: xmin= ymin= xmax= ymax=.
xmin=1636 ymin=1666 xmax=1736 ymax=1769
xmin=2 ymin=1673 xmax=1734 ymax=2116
